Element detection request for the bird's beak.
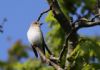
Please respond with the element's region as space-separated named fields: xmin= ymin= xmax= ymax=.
xmin=40 ymin=23 xmax=43 ymax=26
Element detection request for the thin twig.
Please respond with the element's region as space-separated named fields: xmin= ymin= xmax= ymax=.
xmin=76 ymin=19 xmax=100 ymax=30
xmin=91 ymin=14 xmax=100 ymax=21
xmin=37 ymin=9 xmax=51 ymax=21
xmin=37 ymin=4 xmax=52 ymax=21
xmin=70 ymin=16 xmax=100 ymax=32
xmin=59 ymin=31 xmax=73 ymax=61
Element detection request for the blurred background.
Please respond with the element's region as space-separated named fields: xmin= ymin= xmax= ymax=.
xmin=0 ymin=0 xmax=49 ymax=61
xmin=0 ymin=0 xmax=100 ymax=70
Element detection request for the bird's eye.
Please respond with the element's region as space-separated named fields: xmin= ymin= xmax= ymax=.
xmin=34 ymin=22 xmax=37 ymax=24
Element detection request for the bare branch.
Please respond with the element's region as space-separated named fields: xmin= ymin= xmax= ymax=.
xmin=91 ymin=14 xmax=100 ymax=21
xmin=75 ymin=18 xmax=100 ymax=30
xmin=37 ymin=3 xmax=53 ymax=21
xmin=37 ymin=9 xmax=51 ymax=21
xmin=59 ymin=31 xmax=73 ymax=61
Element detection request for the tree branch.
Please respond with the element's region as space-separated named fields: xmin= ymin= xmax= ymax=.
xmin=35 ymin=46 xmax=64 ymax=70
xmin=47 ymin=0 xmax=79 ymax=69
xmin=74 ymin=17 xmax=100 ymax=30
xmin=91 ymin=14 xmax=100 ymax=21
xmin=46 ymin=0 xmax=100 ymax=69
xmin=96 ymin=0 xmax=100 ymax=14
xmin=37 ymin=4 xmax=52 ymax=21
xmin=49 ymin=0 xmax=71 ymax=33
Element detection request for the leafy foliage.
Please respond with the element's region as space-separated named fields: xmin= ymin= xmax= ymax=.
xmin=8 ymin=40 xmax=29 ymax=61
xmin=70 ymin=38 xmax=100 ymax=69
xmin=46 ymin=11 xmax=65 ymax=56
xmin=0 ymin=0 xmax=100 ymax=70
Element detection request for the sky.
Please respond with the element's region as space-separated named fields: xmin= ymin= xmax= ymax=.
xmin=0 ymin=0 xmax=49 ymax=61
xmin=0 ymin=0 xmax=100 ymax=61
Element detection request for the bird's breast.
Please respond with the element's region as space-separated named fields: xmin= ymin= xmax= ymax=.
xmin=27 ymin=28 xmax=42 ymax=45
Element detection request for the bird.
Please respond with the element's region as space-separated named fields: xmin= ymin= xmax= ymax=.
xmin=27 ymin=21 xmax=52 ymax=58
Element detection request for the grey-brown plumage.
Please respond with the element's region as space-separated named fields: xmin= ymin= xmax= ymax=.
xmin=27 ymin=21 xmax=52 ymax=57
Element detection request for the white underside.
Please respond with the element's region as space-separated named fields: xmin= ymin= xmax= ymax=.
xmin=27 ymin=27 xmax=42 ymax=46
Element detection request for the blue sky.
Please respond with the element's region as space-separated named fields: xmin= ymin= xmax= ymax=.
xmin=0 ymin=0 xmax=100 ymax=61
xmin=0 ymin=0 xmax=49 ymax=61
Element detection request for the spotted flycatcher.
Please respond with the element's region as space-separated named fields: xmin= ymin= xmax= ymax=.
xmin=27 ymin=21 xmax=52 ymax=58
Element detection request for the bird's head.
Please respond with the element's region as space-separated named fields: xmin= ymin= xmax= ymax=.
xmin=31 ymin=21 xmax=40 ymax=27
xmin=32 ymin=21 xmax=43 ymax=27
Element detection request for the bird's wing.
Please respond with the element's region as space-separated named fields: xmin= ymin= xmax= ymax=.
xmin=31 ymin=45 xmax=38 ymax=58
xmin=42 ymin=36 xmax=53 ymax=55
xmin=41 ymin=39 xmax=45 ymax=55
xmin=40 ymin=29 xmax=53 ymax=55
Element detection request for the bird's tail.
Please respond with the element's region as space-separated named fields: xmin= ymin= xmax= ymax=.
xmin=41 ymin=44 xmax=45 ymax=55
xmin=43 ymin=39 xmax=53 ymax=55
xmin=31 ymin=45 xmax=38 ymax=58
